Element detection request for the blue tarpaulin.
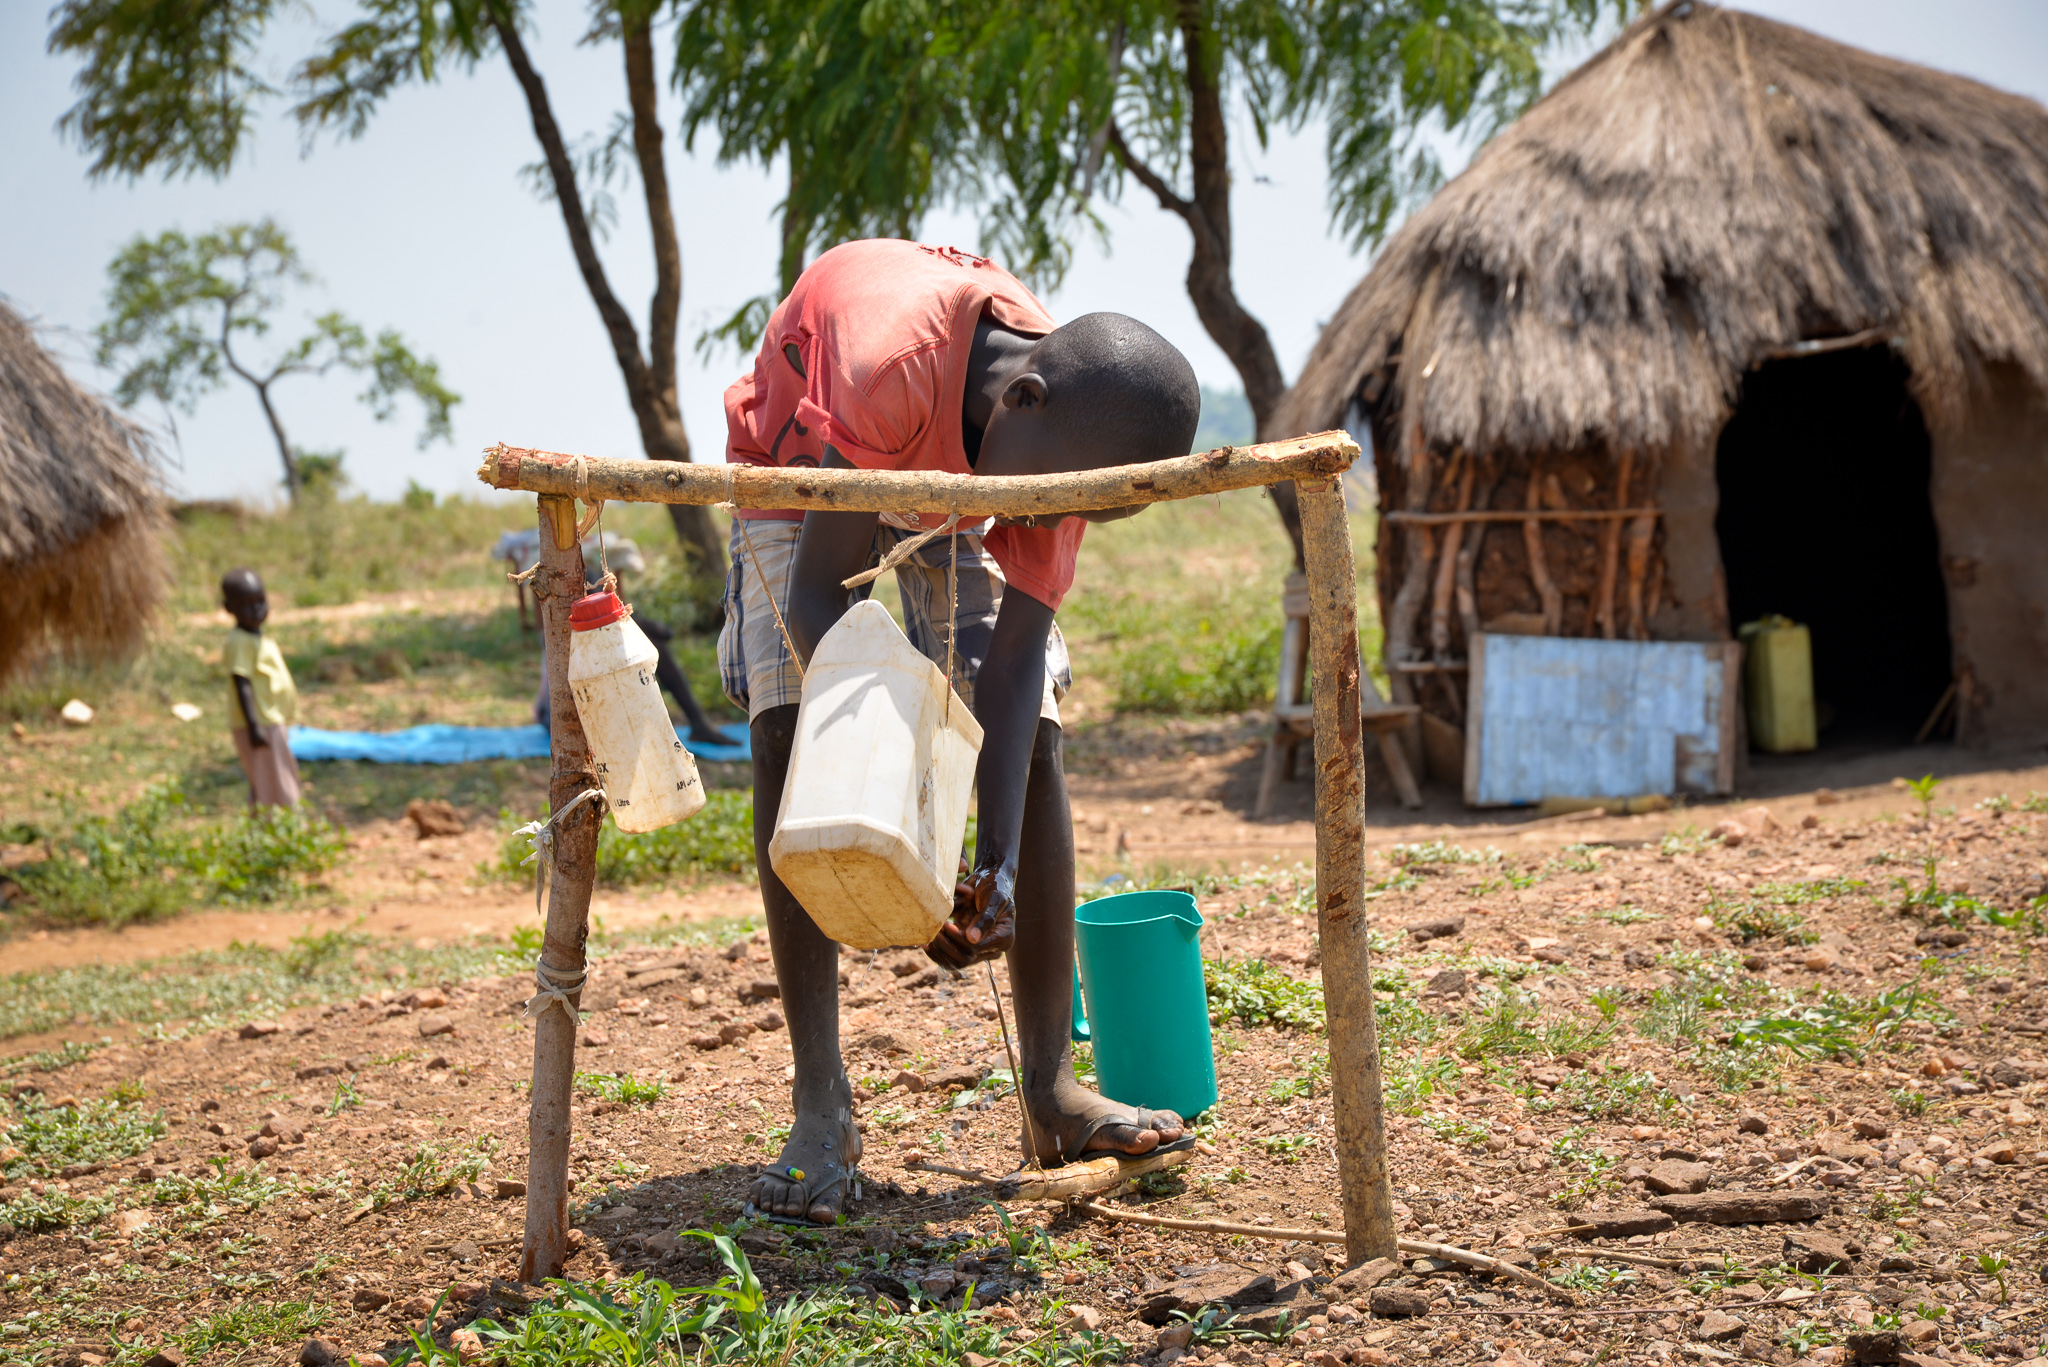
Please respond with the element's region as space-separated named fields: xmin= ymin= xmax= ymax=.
xmin=288 ymin=722 xmax=751 ymax=766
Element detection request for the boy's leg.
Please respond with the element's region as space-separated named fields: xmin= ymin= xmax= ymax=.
xmin=1007 ymin=717 xmax=1185 ymax=1161
xmin=890 ymin=530 xmax=1182 ymax=1160
xmin=746 ymin=706 xmax=858 ymax=1222
xmin=718 ymin=517 xmax=859 ymax=1223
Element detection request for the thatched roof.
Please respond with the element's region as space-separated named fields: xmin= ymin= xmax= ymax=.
xmin=0 ymin=299 xmax=167 ymax=676
xmin=1273 ymin=1 xmax=2048 ymax=456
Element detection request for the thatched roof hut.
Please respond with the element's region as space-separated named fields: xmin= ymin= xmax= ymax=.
xmin=0 ymin=299 xmax=168 ymax=679
xmin=1275 ymin=0 xmax=2048 ymax=766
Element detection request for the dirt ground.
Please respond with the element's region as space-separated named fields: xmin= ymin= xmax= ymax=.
xmin=4 ymin=731 xmax=2048 ymax=1367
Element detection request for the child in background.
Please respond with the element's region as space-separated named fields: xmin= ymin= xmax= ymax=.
xmin=221 ymin=568 xmax=302 ymax=808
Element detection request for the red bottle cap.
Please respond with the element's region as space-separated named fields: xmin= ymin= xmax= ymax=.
xmin=568 ymin=591 xmax=629 ymax=631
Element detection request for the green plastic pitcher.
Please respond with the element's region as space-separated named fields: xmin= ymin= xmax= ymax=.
xmin=1073 ymin=890 xmax=1218 ymax=1121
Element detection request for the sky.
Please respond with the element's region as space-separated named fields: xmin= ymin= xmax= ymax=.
xmin=3 ymin=3 xmax=2046 ymax=506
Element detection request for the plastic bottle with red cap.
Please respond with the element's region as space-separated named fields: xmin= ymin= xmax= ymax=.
xmin=565 ymin=590 xmax=705 ymax=831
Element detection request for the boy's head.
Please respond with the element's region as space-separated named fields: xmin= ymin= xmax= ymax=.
xmin=978 ymin=313 xmax=1201 ymax=524
xmin=222 ymin=568 xmax=268 ymax=630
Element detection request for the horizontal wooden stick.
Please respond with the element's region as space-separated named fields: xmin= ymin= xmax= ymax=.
xmin=1384 ymin=508 xmax=1661 ymax=525
xmin=476 ymin=434 xmax=1358 ymax=516
xmin=1061 ymin=1206 xmax=1577 ymax=1307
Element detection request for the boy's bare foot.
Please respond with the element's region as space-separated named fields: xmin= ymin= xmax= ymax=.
xmin=747 ymin=1103 xmax=862 ymax=1224
xmin=1026 ymin=1078 xmax=1185 ymax=1166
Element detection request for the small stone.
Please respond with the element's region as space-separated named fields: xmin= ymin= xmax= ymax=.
xmin=688 ymin=1033 xmax=723 ymax=1051
xmin=354 ymin=1357 xmax=389 ymax=1367
xmin=351 ymin=1286 xmax=392 ymax=1311
xmin=582 ymin=1028 xmax=610 ymax=1047
xmin=393 ymin=1294 xmax=433 ymax=1319
xmin=1847 ymin=1331 xmax=1905 ymax=1364
xmin=746 ymin=978 xmax=782 ymax=1000
xmin=1644 ymin=1160 xmax=1712 ymax=1195
xmin=1852 ymin=1118 xmax=1890 ymax=1140
xmin=494 ymin=1178 xmax=526 ymax=1200
xmin=918 ymin=1269 xmax=959 ymax=1297
xmin=1331 ymin=1257 xmax=1405 ymax=1297
xmin=1156 ymin=1324 xmax=1196 ymax=1352
xmin=141 ymin=1352 xmax=185 ymax=1367
xmin=405 ymin=799 xmax=467 ymax=838
xmin=1066 ymin=1305 xmax=1104 ymax=1332
xmin=1653 ymin=1190 xmax=1830 ymax=1224
xmin=1974 ymin=1140 xmax=2018 ymax=1165
xmin=1901 ymin=1320 xmax=1941 ymax=1345
xmin=296 ymin=1063 xmax=343 ymax=1081
xmin=755 ymin=1010 xmax=786 ymax=1032
xmin=247 ymin=1136 xmax=280 ymax=1160
xmin=1738 ymin=1114 xmax=1770 ymax=1135
xmin=1354 ymin=1351 xmax=1393 ymax=1367
xmin=1407 ymin=917 xmax=1466 ymax=942
xmin=1424 ymin=968 xmax=1468 ymax=997
xmin=114 ymin=1208 xmax=152 ymax=1236
xmin=863 ymin=1226 xmax=901 ymax=1253
xmin=1877 ymin=1255 xmax=1919 ymax=1273
xmin=238 ymin=1020 xmax=283 ymax=1039
xmin=1370 ymin=1287 xmax=1430 ymax=1317
xmin=1328 ymin=1303 xmax=1363 ymax=1324
xmin=298 ymin=1339 xmax=340 ymax=1367
xmin=890 ymin=1069 xmax=927 ymax=1093
xmin=259 ymin=1118 xmax=304 ymax=1142
xmin=1697 ymin=1310 xmax=1746 ymax=1342
xmin=449 ymin=1329 xmax=485 ymax=1363
xmin=1783 ymin=1231 xmax=1860 ymax=1275
xmin=1564 ymin=1208 xmax=1676 ymax=1239
xmin=406 ymin=987 xmax=450 ymax=1010
xmin=717 ymin=1022 xmax=757 ymax=1046
xmin=417 ymin=1014 xmax=456 ymax=1038
xmin=1713 ymin=820 xmax=1747 ymax=847
xmin=198 ymin=1098 xmax=221 ymax=1112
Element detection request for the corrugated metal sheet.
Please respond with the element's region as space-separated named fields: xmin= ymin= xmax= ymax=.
xmin=1466 ymin=635 xmax=1735 ymax=806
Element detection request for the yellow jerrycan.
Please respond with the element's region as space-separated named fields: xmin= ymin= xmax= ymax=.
xmin=566 ymin=591 xmax=707 ymax=832
xmin=1738 ymin=615 xmax=1817 ymax=753
xmin=769 ymin=600 xmax=984 ymax=950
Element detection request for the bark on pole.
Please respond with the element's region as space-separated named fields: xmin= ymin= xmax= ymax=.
xmin=1299 ymin=480 xmax=1398 ymax=1264
xmin=478 ymin=434 xmax=1354 ymax=516
xmin=522 ymin=495 xmax=601 ymax=1283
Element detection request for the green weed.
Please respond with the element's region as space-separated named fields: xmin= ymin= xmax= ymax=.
xmin=149 ymin=1157 xmax=291 ymax=1225
xmin=1383 ymin=1054 xmax=1460 ymax=1115
xmin=1387 ymin=841 xmax=1501 ymax=870
xmin=1712 ymin=899 xmax=1816 ymax=946
xmin=1 ymin=1093 xmax=163 ymax=1177
xmin=4 ymin=781 xmax=346 ymax=927
xmin=179 ymin=1296 xmax=334 ymax=1353
xmin=1252 ymin=1134 xmax=1318 ymax=1163
xmin=0 ymin=1186 xmax=115 ymax=1232
xmin=1454 ymin=992 xmax=1614 ymax=1061
xmin=492 ymin=791 xmax=756 ymax=888
xmin=1596 ymin=905 xmax=1657 ymax=926
xmin=1891 ymin=1088 xmax=1930 ymax=1117
xmin=577 ymin=1072 xmax=668 ymax=1107
xmin=369 ymin=1135 xmax=501 ymax=1209
xmin=1532 ymin=1070 xmax=1684 ymax=1119
xmin=1205 ymin=959 xmax=1324 ymax=1032
xmin=1904 ymin=774 xmax=1940 ymax=820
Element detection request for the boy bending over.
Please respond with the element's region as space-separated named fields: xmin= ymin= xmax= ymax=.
xmin=720 ymin=239 xmax=1201 ymax=1224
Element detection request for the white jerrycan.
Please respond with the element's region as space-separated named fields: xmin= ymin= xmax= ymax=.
xmin=769 ymin=600 xmax=984 ymax=949
xmin=566 ymin=591 xmax=706 ymax=833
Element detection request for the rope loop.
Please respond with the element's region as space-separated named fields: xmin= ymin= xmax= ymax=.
xmin=522 ymin=959 xmax=588 ymax=1026
xmin=511 ymin=786 xmax=605 ymax=917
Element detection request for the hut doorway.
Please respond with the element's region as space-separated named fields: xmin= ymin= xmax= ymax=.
xmin=1714 ymin=346 xmax=1952 ymax=744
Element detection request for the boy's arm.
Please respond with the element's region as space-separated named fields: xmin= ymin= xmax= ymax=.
xmin=234 ymin=675 xmax=267 ymax=747
xmin=926 ymin=587 xmax=1050 ymax=970
xmin=784 ymin=449 xmax=882 ymax=661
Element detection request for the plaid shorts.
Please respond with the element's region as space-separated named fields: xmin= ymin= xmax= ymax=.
xmin=717 ymin=518 xmax=1071 ymax=723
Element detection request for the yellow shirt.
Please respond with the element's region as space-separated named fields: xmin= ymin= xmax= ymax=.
xmin=225 ymin=628 xmax=298 ymax=728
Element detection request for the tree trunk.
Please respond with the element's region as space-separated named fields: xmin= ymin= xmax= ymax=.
xmin=490 ymin=9 xmax=724 ymax=578
xmin=621 ymin=12 xmax=725 ymax=575
xmin=1108 ymin=4 xmax=1305 ymax=568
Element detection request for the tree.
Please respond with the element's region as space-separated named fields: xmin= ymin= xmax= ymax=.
xmin=662 ymin=0 xmax=1612 ymax=566
xmin=50 ymin=0 xmax=725 ymax=573
xmin=95 ymin=218 xmax=458 ymax=500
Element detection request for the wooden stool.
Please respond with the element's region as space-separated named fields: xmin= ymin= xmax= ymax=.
xmin=1255 ymin=573 xmax=1424 ymax=815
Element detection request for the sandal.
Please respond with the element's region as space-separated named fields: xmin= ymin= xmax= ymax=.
xmin=1048 ymin=1111 xmax=1194 ymax=1167
xmin=742 ymin=1118 xmax=864 ymax=1226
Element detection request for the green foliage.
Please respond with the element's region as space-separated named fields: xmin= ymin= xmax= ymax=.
xmin=1090 ymin=605 xmax=1281 ymax=714
xmin=1712 ymin=899 xmax=1816 ymax=946
xmin=1205 ymin=958 xmax=1323 ymax=1032
xmin=1532 ymin=1069 xmax=1684 ymax=1119
xmin=577 ymin=1072 xmax=668 ymax=1107
xmin=94 ymin=219 xmax=457 ymax=497
xmin=1 ymin=1093 xmax=164 ymax=1178
xmin=493 ymin=791 xmax=756 ymax=889
xmin=1453 ymin=991 xmax=1613 ymax=1061
xmin=6 ymin=781 xmax=347 ymax=927
xmin=1891 ymin=1087 xmax=1930 ymax=1117
xmin=1383 ymin=1053 xmax=1460 ymax=1115
xmin=1547 ymin=1127 xmax=1618 ymax=1208
xmin=369 ymin=1135 xmax=501 ymax=1209
xmin=1388 ymin=841 xmax=1501 ymax=870
xmin=1252 ymin=1133 xmax=1319 ymax=1162
xmin=149 ymin=1156 xmax=291 ymax=1225
xmin=178 ymin=1296 xmax=334 ymax=1354
xmin=0 ymin=1185 xmax=116 ymax=1233
xmin=1904 ymin=774 xmax=1940 ymax=819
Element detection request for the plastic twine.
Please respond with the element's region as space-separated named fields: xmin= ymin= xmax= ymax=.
xmin=523 ymin=960 xmax=589 ymax=1027
xmin=511 ymin=786 xmax=604 ymax=918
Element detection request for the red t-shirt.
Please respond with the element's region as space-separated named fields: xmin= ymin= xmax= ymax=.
xmin=723 ymin=238 xmax=1087 ymax=611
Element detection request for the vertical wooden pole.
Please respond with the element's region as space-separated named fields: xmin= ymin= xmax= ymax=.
xmin=1299 ymin=479 xmax=1398 ymax=1264
xmin=522 ymin=495 xmax=601 ymax=1283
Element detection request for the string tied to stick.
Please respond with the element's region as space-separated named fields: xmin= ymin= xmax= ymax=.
xmin=522 ymin=959 xmax=589 ymax=1026
xmin=511 ymin=786 xmax=605 ymax=918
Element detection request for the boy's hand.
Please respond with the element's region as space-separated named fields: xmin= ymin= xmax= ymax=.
xmin=926 ymin=866 xmax=1015 ymax=969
